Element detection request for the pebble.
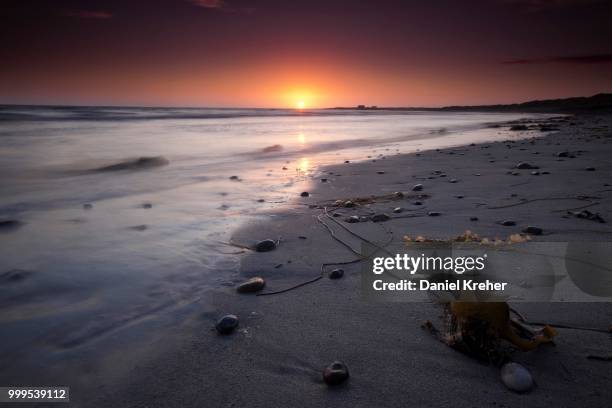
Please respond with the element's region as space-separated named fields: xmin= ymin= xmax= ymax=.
xmin=531 ymin=171 xmax=540 ymax=175
xmin=522 ymin=226 xmax=543 ymax=235
xmin=455 ymin=195 xmax=464 ymax=199
xmin=300 ymin=192 xmax=310 ymax=197
xmin=449 ymin=179 xmax=458 ymax=183
xmin=412 ymin=184 xmax=423 ymax=191
xmin=345 ymin=215 xmax=360 ymax=223
xmin=428 ymin=211 xmax=441 ymax=217
xmin=236 ymin=277 xmax=266 ymax=293
xmin=500 ymin=362 xmax=533 ymax=393
xmin=323 ymin=361 xmax=350 ymax=386
xmin=142 ymin=203 xmax=153 ymax=208
xmin=255 ymin=239 xmax=277 ymax=252
xmin=470 ymin=217 xmax=479 ymax=221
xmin=0 ymin=220 xmax=23 ymax=230
xmin=557 ymin=151 xmax=570 ymax=157
xmin=83 ymin=203 xmax=93 ymax=210
xmin=371 ymin=213 xmax=390 ymax=222
xmin=500 ymin=220 xmax=516 ymax=226
xmin=392 ymin=207 xmax=403 ymax=213
xmin=392 ymin=191 xmax=404 ymax=198
xmin=413 ymin=201 xmax=423 ymax=206
xmin=229 ymin=175 xmax=240 ymax=180
xmin=329 ymin=268 xmax=344 ymax=279
xmin=215 ymin=314 xmax=239 ymax=335
xmin=585 ymin=167 xmax=596 ymax=171
xmin=343 ymin=200 xmax=356 ymax=208
xmin=321 ymin=178 xmax=328 ymax=182
xmin=376 ymin=171 xmax=385 ymax=175
xmin=516 ymin=162 xmax=539 ymax=170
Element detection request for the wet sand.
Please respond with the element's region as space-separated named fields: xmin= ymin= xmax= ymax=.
xmin=100 ymin=114 xmax=612 ymax=407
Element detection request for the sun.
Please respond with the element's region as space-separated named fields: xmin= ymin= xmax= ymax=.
xmin=296 ymin=100 xmax=306 ymax=109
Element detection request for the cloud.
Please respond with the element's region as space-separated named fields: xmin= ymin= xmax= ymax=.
xmin=62 ymin=10 xmax=113 ymax=19
xmin=190 ymin=0 xmax=225 ymax=9
xmin=500 ymin=0 xmax=603 ymax=12
xmin=503 ymin=54 xmax=612 ymax=64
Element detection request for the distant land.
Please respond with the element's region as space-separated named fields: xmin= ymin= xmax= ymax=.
xmin=332 ymin=93 xmax=612 ymax=113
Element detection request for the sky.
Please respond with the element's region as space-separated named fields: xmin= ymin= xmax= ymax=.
xmin=1 ymin=0 xmax=611 ymax=108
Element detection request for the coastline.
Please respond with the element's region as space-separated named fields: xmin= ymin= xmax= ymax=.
xmin=100 ymin=113 xmax=612 ymax=407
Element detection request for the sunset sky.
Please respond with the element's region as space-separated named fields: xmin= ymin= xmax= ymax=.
xmin=1 ymin=0 xmax=611 ymax=108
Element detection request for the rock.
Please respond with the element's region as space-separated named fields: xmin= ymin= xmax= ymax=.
xmin=323 ymin=361 xmax=349 ymax=386
xmin=376 ymin=171 xmax=385 ymax=175
xmin=142 ymin=203 xmax=153 ymax=209
xmin=522 ymin=226 xmax=543 ymax=235
xmin=455 ymin=195 xmax=464 ymax=199
xmin=329 ymin=268 xmax=344 ymax=279
xmin=510 ymin=125 xmax=528 ymax=131
xmin=449 ymin=179 xmax=458 ymax=183
xmin=531 ymin=171 xmax=540 ymax=175
xmin=392 ymin=207 xmax=403 ymax=213
xmin=300 ymin=191 xmax=310 ymax=197
xmin=321 ymin=178 xmax=328 ymax=182
xmin=255 ymin=239 xmax=276 ymax=252
xmin=93 ymin=156 xmax=169 ymax=172
xmin=344 ymin=160 xmax=350 ymax=163
xmin=256 ymin=199 xmax=265 ymax=203
xmin=130 ymin=225 xmax=148 ymax=231
xmin=371 ymin=213 xmax=390 ymax=222
xmin=0 ymin=220 xmax=24 ymax=231
xmin=215 ymin=314 xmax=239 ymax=334
xmin=585 ymin=167 xmax=596 ymax=171
xmin=500 ymin=362 xmax=533 ymax=393
xmin=412 ymin=184 xmax=423 ymax=191
xmin=392 ymin=191 xmax=404 ymax=198
xmin=345 ymin=215 xmax=360 ymax=223
xmin=298 ymin=236 xmax=307 ymax=240
xmin=229 ymin=175 xmax=240 ymax=180
xmin=500 ymin=220 xmax=516 ymax=226
xmin=236 ymin=277 xmax=266 ymax=293
xmin=413 ymin=201 xmax=423 ymax=206
xmin=343 ymin=200 xmax=356 ymax=208
xmin=0 ymin=269 xmax=33 ymax=283
xmin=83 ymin=203 xmax=93 ymax=210
xmin=557 ymin=151 xmax=570 ymax=157
xmin=516 ymin=162 xmax=538 ymax=170
xmin=428 ymin=211 xmax=441 ymax=217
xmin=470 ymin=217 xmax=479 ymax=221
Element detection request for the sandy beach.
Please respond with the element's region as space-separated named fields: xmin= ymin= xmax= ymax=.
xmin=91 ymin=113 xmax=612 ymax=407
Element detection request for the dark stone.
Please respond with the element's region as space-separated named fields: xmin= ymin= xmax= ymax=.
xmin=0 ymin=220 xmax=24 ymax=231
xmin=93 ymin=156 xmax=169 ymax=172
xmin=215 ymin=314 xmax=239 ymax=334
xmin=412 ymin=184 xmax=423 ymax=191
xmin=255 ymin=239 xmax=277 ymax=252
xmin=392 ymin=207 xmax=403 ymax=213
xmin=229 ymin=175 xmax=240 ymax=180
xmin=557 ymin=151 xmax=570 ymax=157
xmin=510 ymin=125 xmax=528 ymax=131
xmin=343 ymin=201 xmax=356 ymax=208
xmin=371 ymin=213 xmax=390 ymax=222
xmin=130 ymin=224 xmax=148 ymax=231
xmin=323 ymin=361 xmax=349 ymax=386
xmin=428 ymin=211 xmax=441 ymax=217
xmin=413 ymin=201 xmax=423 ymax=206
xmin=376 ymin=171 xmax=385 ymax=175
xmin=531 ymin=171 xmax=540 ymax=175
xmin=522 ymin=226 xmax=543 ymax=235
xmin=585 ymin=167 xmax=596 ymax=171
xmin=321 ymin=178 xmax=328 ymax=182
xmin=392 ymin=191 xmax=404 ymax=198
xmin=298 ymin=236 xmax=307 ymax=240
xmin=83 ymin=203 xmax=93 ymax=210
xmin=142 ymin=203 xmax=153 ymax=209
xmin=300 ymin=191 xmax=310 ymax=197
xmin=500 ymin=220 xmax=516 ymax=226
xmin=236 ymin=277 xmax=266 ymax=293
xmin=344 ymin=160 xmax=350 ymax=163
xmin=449 ymin=179 xmax=458 ymax=183
xmin=516 ymin=162 xmax=538 ymax=170
xmin=455 ymin=195 xmax=464 ymax=199
xmin=470 ymin=217 xmax=479 ymax=221
xmin=329 ymin=268 xmax=344 ymax=279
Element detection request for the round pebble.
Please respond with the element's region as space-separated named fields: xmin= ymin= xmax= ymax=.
xmin=500 ymin=220 xmax=516 ymax=226
xmin=500 ymin=362 xmax=533 ymax=393
xmin=522 ymin=226 xmax=543 ymax=235
xmin=323 ymin=361 xmax=349 ymax=386
xmin=300 ymin=191 xmax=310 ymax=197
xmin=329 ymin=268 xmax=344 ymax=279
xmin=255 ymin=239 xmax=277 ymax=252
xmin=215 ymin=314 xmax=239 ymax=334
xmin=371 ymin=213 xmax=390 ymax=222
xmin=412 ymin=184 xmax=423 ymax=191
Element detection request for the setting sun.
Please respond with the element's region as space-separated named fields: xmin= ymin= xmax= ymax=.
xmin=296 ymin=100 xmax=306 ymax=109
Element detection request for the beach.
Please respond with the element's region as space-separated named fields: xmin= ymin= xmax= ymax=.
xmin=79 ymin=113 xmax=612 ymax=407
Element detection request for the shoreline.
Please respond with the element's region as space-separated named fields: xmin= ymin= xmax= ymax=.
xmin=98 ymin=113 xmax=612 ymax=407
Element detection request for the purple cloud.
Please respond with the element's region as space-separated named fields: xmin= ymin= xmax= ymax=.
xmin=503 ymin=54 xmax=612 ymax=64
xmin=62 ymin=10 xmax=113 ymax=19
xmin=190 ymin=0 xmax=225 ymax=9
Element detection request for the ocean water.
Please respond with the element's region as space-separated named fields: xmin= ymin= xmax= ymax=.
xmin=0 ymin=106 xmax=548 ymax=384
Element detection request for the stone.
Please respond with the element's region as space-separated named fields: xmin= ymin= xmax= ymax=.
xmin=376 ymin=171 xmax=385 ymax=175
xmin=236 ymin=277 xmax=266 ymax=293
xmin=215 ymin=314 xmax=239 ymax=334
xmin=142 ymin=203 xmax=153 ymax=208
xmin=229 ymin=175 xmax=240 ymax=180
xmin=329 ymin=268 xmax=344 ymax=279
xmin=510 ymin=125 xmax=528 ymax=131
xmin=321 ymin=178 xmax=328 ymax=182
xmin=531 ymin=171 xmax=540 ymax=175
xmin=371 ymin=213 xmax=390 ymax=222
xmin=0 ymin=220 xmax=23 ymax=230
xmin=500 ymin=362 xmax=533 ymax=393
xmin=449 ymin=179 xmax=458 ymax=183
xmin=300 ymin=191 xmax=310 ymax=197
xmin=428 ymin=211 xmax=441 ymax=217
xmin=345 ymin=215 xmax=360 ymax=223
xmin=522 ymin=226 xmax=543 ymax=235
xmin=557 ymin=151 xmax=570 ymax=157
xmin=255 ymin=239 xmax=276 ymax=252
xmin=343 ymin=200 xmax=356 ymax=208
xmin=392 ymin=191 xmax=404 ymax=198
xmin=392 ymin=207 xmax=403 ymax=213
xmin=500 ymin=220 xmax=516 ymax=226
xmin=515 ymin=162 xmax=538 ymax=170
xmin=470 ymin=217 xmax=479 ymax=221
xmin=412 ymin=184 xmax=423 ymax=191
xmin=585 ymin=167 xmax=596 ymax=171
xmin=83 ymin=203 xmax=93 ymax=210
xmin=323 ymin=361 xmax=349 ymax=386
xmin=413 ymin=201 xmax=423 ymax=206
